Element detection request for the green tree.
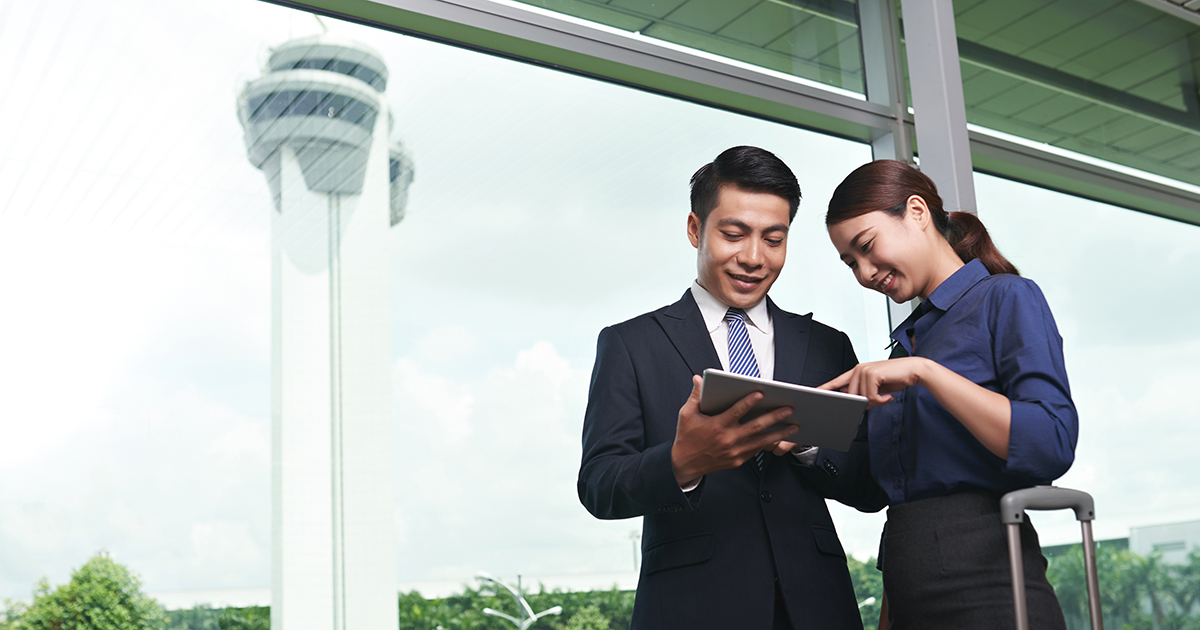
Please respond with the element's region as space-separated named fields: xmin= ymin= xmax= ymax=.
xmin=1 ymin=600 xmax=27 ymax=630
xmin=563 ymin=605 xmax=607 ymax=630
xmin=19 ymin=554 xmax=164 ymax=630
xmin=163 ymin=604 xmax=220 ymax=630
xmin=214 ymin=607 xmax=268 ymax=630
xmin=846 ymin=555 xmax=883 ymax=630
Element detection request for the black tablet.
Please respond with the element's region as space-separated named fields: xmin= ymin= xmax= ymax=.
xmin=698 ymin=368 xmax=867 ymax=452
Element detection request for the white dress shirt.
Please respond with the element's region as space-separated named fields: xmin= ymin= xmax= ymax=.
xmin=690 ymin=280 xmax=774 ymax=380
xmin=679 ymin=283 xmax=816 ymax=493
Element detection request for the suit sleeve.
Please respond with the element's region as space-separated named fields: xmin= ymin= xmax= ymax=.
xmin=577 ymin=326 xmax=694 ymax=519
xmin=802 ymin=332 xmax=888 ymax=513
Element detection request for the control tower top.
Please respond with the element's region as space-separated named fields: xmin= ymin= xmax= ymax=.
xmin=238 ymin=35 xmax=391 ymax=196
xmin=265 ymin=35 xmax=389 ymax=92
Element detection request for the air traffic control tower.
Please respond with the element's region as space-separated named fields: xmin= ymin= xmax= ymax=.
xmin=238 ymin=35 xmax=412 ymax=630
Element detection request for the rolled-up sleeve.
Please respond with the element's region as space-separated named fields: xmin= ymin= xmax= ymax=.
xmin=992 ymin=281 xmax=1078 ymax=482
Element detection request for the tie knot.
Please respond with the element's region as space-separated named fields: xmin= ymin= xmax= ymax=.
xmin=725 ymin=308 xmax=748 ymax=324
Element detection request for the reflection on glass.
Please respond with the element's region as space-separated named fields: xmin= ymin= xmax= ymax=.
xmin=950 ymin=0 xmax=1200 ymax=187
xmin=0 ymin=0 xmax=881 ymax=625
xmin=237 ymin=34 xmax=413 ymax=630
xmin=514 ymin=0 xmax=866 ymax=93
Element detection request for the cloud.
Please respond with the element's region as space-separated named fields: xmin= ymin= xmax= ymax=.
xmin=394 ymin=358 xmax=475 ymax=444
xmin=392 ymin=337 xmax=635 ymax=580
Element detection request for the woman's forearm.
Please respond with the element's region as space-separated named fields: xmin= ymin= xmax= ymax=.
xmin=915 ymin=358 xmax=1011 ymax=459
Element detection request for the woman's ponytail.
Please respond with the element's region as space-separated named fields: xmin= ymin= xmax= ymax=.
xmin=945 ymin=211 xmax=1018 ymax=276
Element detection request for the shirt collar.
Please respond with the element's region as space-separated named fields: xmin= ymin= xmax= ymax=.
xmin=891 ymin=258 xmax=990 ymax=340
xmin=691 ymin=280 xmax=772 ymax=334
xmin=925 ymin=258 xmax=990 ymax=312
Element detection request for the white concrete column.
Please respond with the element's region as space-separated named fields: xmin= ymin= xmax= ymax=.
xmin=899 ymin=0 xmax=977 ymax=213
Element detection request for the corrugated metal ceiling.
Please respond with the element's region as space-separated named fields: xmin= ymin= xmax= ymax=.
xmin=515 ymin=0 xmax=1200 ymax=187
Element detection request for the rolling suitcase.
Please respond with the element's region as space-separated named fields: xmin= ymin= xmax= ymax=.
xmin=1000 ymin=486 xmax=1103 ymax=630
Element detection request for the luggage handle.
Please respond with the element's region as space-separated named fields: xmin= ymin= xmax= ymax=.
xmin=1000 ymin=485 xmax=1094 ymax=524
xmin=1001 ymin=486 xmax=1102 ymax=630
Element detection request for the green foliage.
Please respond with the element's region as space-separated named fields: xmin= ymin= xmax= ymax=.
xmin=1 ymin=600 xmax=28 ymax=630
xmin=563 ymin=606 xmax=607 ymax=630
xmin=163 ymin=604 xmax=220 ymax=630
xmin=1047 ymin=544 xmax=1200 ymax=630
xmin=396 ymin=585 xmax=634 ymax=630
xmin=161 ymin=604 xmax=267 ymax=630
xmin=16 ymin=554 xmax=164 ymax=630
xmin=846 ymin=555 xmax=883 ymax=630
xmin=214 ymin=607 xmax=268 ymax=630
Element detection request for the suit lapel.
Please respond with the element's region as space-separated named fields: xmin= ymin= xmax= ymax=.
xmin=770 ymin=297 xmax=812 ymax=386
xmin=654 ymin=290 xmax=721 ymax=376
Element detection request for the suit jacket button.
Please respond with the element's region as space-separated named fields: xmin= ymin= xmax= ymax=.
xmin=824 ymin=460 xmax=839 ymax=477
xmin=760 ymin=491 xmax=772 ymax=503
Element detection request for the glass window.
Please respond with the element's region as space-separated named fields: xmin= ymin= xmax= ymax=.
xmin=0 ymin=0 xmax=884 ymax=615
xmin=513 ymin=0 xmax=868 ymax=94
xmin=951 ymin=0 xmax=1200 ymax=188
xmin=976 ymin=171 xmax=1200 ymax=544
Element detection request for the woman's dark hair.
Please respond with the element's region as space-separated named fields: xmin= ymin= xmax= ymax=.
xmin=690 ymin=146 xmax=801 ymax=225
xmin=826 ymin=159 xmax=1018 ymax=276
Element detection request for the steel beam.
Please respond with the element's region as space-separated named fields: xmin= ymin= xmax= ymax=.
xmin=899 ymin=0 xmax=977 ymax=213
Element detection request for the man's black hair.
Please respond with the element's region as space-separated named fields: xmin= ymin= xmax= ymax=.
xmin=689 ymin=146 xmax=801 ymax=225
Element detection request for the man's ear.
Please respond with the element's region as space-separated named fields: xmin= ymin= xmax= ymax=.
xmin=687 ymin=212 xmax=702 ymax=249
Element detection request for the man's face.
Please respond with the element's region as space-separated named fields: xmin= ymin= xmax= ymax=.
xmin=687 ymin=185 xmax=790 ymax=309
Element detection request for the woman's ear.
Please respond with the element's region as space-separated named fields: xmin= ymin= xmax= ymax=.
xmin=906 ymin=195 xmax=931 ymax=230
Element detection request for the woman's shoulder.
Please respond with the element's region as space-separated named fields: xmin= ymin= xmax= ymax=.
xmin=970 ymin=273 xmax=1056 ymax=323
xmin=975 ymin=271 xmax=1046 ymax=300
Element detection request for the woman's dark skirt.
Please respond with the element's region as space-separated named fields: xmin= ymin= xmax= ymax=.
xmin=882 ymin=491 xmax=1067 ymax=630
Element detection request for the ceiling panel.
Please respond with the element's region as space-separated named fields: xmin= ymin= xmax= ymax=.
xmin=718 ymin=3 xmax=810 ymax=47
xmin=607 ymin=0 xmax=689 ymax=19
xmin=1045 ymin=103 xmax=1126 ymax=135
xmin=952 ymin=0 xmax=1200 ymax=185
xmin=665 ymin=0 xmax=753 ymax=33
xmin=513 ymin=0 xmax=865 ymax=92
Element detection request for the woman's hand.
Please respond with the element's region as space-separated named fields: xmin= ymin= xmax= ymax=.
xmin=819 ymin=357 xmax=933 ymax=409
xmin=821 ymin=357 xmax=1015 ymax=459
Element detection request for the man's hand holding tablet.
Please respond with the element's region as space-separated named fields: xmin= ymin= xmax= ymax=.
xmin=698 ymin=369 xmax=868 ymax=453
xmin=670 ymin=375 xmax=799 ymax=488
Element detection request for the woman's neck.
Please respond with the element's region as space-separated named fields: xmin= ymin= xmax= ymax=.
xmin=918 ymin=241 xmax=965 ymax=300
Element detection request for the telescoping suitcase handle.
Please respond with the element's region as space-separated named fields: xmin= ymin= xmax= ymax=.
xmin=1000 ymin=486 xmax=1102 ymax=630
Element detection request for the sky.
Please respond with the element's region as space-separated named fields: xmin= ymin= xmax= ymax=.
xmin=1 ymin=0 xmax=1198 ymax=602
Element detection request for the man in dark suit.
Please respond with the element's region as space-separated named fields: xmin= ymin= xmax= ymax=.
xmin=578 ymin=146 xmax=885 ymax=629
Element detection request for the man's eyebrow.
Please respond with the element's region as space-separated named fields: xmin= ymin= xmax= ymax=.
xmin=715 ymin=218 xmax=789 ymax=233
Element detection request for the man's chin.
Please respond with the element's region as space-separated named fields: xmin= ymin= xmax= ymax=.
xmin=723 ymin=287 xmax=768 ymax=308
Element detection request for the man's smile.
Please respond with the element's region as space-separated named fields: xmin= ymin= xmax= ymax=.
xmin=727 ymin=272 xmax=765 ymax=288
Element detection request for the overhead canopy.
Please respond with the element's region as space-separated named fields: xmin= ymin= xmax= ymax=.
xmin=508 ymin=0 xmax=1200 ymax=214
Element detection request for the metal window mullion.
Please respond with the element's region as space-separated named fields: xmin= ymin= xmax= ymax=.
xmin=859 ymin=0 xmax=913 ymax=164
xmin=358 ymin=0 xmax=896 ymax=131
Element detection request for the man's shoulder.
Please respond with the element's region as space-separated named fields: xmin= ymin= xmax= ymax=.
xmin=768 ymin=301 xmax=847 ymax=341
xmin=604 ymin=292 xmax=695 ymax=335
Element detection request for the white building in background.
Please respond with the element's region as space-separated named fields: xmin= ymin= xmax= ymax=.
xmin=238 ymin=34 xmax=413 ymax=630
xmin=1130 ymin=520 xmax=1200 ymax=566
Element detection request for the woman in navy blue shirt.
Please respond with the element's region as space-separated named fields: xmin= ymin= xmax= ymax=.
xmin=823 ymin=160 xmax=1076 ymax=629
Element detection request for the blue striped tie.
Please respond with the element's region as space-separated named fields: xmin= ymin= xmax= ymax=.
xmin=725 ymin=308 xmax=765 ymax=471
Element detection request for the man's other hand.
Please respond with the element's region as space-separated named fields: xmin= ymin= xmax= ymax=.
xmin=671 ymin=375 xmax=797 ymax=487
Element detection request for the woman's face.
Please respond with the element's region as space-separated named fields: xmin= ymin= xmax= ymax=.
xmin=827 ymin=197 xmax=936 ymax=302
